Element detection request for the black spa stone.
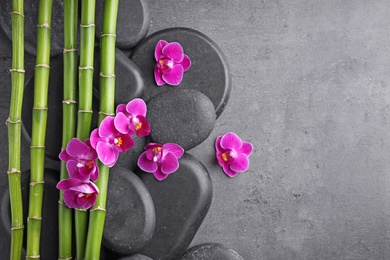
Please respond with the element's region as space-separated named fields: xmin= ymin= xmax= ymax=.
xmin=118 ymin=254 xmax=153 ymax=260
xmin=181 ymin=243 xmax=244 ymax=260
xmin=130 ymin=27 xmax=231 ymax=118
xmin=115 ymin=135 xmax=147 ymax=172
xmin=93 ymin=48 xmax=145 ymax=106
xmin=0 ymin=0 xmax=65 ymax=57
xmin=1 ymin=169 xmax=59 ymax=259
xmin=96 ymin=0 xmax=150 ymax=50
xmin=136 ymin=153 xmax=213 ymax=260
xmin=147 ymin=89 xmax=215 ymax=151
xmin=103 ymin=167 xmax=156 ymax=255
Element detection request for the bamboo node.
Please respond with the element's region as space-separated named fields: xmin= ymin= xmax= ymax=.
xmin=63 ymin=48 xmax=77 ymax=53
xmin=10 ymin=11 xmax=25 ymax=17
xmin=100 ymin=33 xmax=116 ymax=37
xmin=30 ymin=181 xmax=45 ymax=186
xmin=58 ymin=200 xmax=67 ymax=206
xmin=27 ymin=216 xmax=42 ymax=221
xmin=37 ymin=23 xmax=51 ymax=29
xmin=75 ymin=208 xmax=88 ymax=212
xmin=90 ymin=206 xmax=106 ymax=212
xmin=79 ymin=66 xmax=94 ymax=70
xmin=11 ymin=225 xmax=24 ymax=230
xmin=26 ymin=255 xmax=40 ymax=259
xmin=99 ymin=72 xmax=116 ymax=78
xmin=98 ymin=111 xmax=115 ymax=116
xmin=33 ymin=107 xmax=48 ymax=110
xmin=35 ymin=64 xmax=50 ymax=69
xmin=80 ymin=23 xmax=95 ymax=28
xmin=62 ymin=99 xmax=77 ymax=105
xmin=9 ymin=68 xmax=25 ymax=73
xmin=5 ymin=118 xmax=22 ymax=125
xmin=7 ymin=168 xmax=21 ymax=175
xmin=30 ymin=145 xmax=45 ymax=149
xmin=78 ymin=110 xmax=93 ymax=114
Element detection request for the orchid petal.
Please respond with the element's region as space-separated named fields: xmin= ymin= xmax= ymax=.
xmin=162 ymin=64 xmax=184 ymax=86
xmin=220 ymin=132 xmax=242 ymax=150
xmin=126 ymin=98 xmax=147 ymax=116
xmin=114 ymin=112 xmax=131 ymax=134
xmin=161 ymin=151 xmax=179 ymax=174
xmin=215 ymin=136 xmax=224 ymax=153
xmin=66 ymin=160 xmax=87 ymax=181
xmin=222 ymin=164 xmax=238 ymax=177
xmin=145 ymin=143 xmax=161 ymax=151
xmin=116 ymin=133 xmax=134 ymax=152
xmin=155 ymin=40 xmax=168 ymax=61
xmin=216 ymin=152 xmax=226 ymax=167
xmin=138 ymin=152 xmax=158 ymax=173
xmin=79 ymin=163 xmax=96 ymax=181
xmin=63 ymin=190 xmax=80 ymax=208
xmin=66 ymin=138 xmax=90 ymax=158
xmin=83 ymin=193 xmax=97 ymax=209
xmin=154 ymin=64 xmax=165 ymax=86
xmin=230 ymin=154 xmax=249 ymax=172
xmin=70 ymin=182 xmax=97 ymax=194
xmin=163 ymin=143 xmax=184 ymax=159
xmin=162 ymin=42 xmax=184 ymax=62
xmin=116 ymin=103 xmax=127 ymax=114
xmin=59 ymin=149 xmax=73 ymax=162
xmin=89 ymin=129 xmax=100 ymax=149
xmin=96 ymin=142 xmax=118 ymax=167
xmin=99 ymin=116 xmax=116 ymax=137
xmin=180 ymin=54 xmax=191 ymax=71
xmin=89 ymin=164 xmax=99 ymax=182
xmin=239 ymin=141 xmax=253 ymax=156
xmin=56 ymin=178 xmax=82 ymax=190
xmin=153 ymin=168 xmax=169 ymax=181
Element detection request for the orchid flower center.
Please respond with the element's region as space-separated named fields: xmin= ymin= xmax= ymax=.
xmin=114 ymin=137 xmax=123 ymax=147
xmin=79 ymin=192 xmax=92 ymax=199
xmin=132 ymin=117 xmax=142 ymax=131
xmin=221 ymin=150 xmax=237 ymax=162
xmin=152 ymin=146 xmax=162 ymax=162
xmin=158 ymin=57 xmax=174 ymax=72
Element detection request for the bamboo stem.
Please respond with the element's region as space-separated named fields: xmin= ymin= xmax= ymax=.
xmin=58 ymin=0 xmax=78 ymax=259
xmin=8 ymin=1 xmax=25 ymax=259
xmin=85 ymin=0 xmax=119 ymax=258
xmin=26 ymin=0 xmax=53 ymax=258
xmin=75 ymin=0 xmax=96 ymax=258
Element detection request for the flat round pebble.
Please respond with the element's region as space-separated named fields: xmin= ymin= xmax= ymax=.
xmin=136 ymin=153 xmax=213 ymax=260
xmin=147 ymin=89 xmax=215 ymax=151
xmin=181 ymin=243 xmax=244 ymax=260
xmin=103 ymin=167 xmax=156 ymax=255
xmin=130 ymin=27 xmax=231 ymax=118
xmin=0 ymin=0 xmax=65 ymax=56
xmin=1 ymin=169 xmax=60 ymax=259
xmin=118 ymin=254 xmax=153 ymax=260
xmin=96 ymin=0 xmax=150 ymax=50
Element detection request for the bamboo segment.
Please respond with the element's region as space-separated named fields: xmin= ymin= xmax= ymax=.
xmin=85 ymin=0 xmax=119 ymax=258
xmin=75 ymin=0 xmax=96 ymax=259
xmin=58 ymin=0 xmax=78 ymax=259
xmin=8 ymin=1 xmax=25 ymax=259
xmin=26 ymin=0 xmax=53 ymax=258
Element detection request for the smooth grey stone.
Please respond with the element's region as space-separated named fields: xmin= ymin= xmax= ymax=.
xmin=118 ymin=254 xmax=153 ymax=260
xmin=93 ymin=48 xmax=145 ymax=106
xmin=181 ymin=243 xmax=244 ymax=260
xmin=1 ymin=169 xmax=59 ymax=259
xmin=0 ymin=0 xmax=65 ymax=57
xmin=96 ymin=0 xmax=150 ymax=50
xmin=130 ymin=27 xmax=231 ymax=118
xmin=115 ymin=135 xmax=148 ymax=172
xmin=136 ymin=153 xmax=213 ymax=260
xmin=147 ymin=89 xmax=215 ymax=151
xmin=103 ymin=167 xmax=156 ymax=255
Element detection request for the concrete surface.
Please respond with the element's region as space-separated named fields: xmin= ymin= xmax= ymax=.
xmin=2 ymin=1 xmax=390 ymax=259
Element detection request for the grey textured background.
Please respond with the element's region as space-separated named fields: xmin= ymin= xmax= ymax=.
xmin=1 ymin=0 xmax=390 ymax=259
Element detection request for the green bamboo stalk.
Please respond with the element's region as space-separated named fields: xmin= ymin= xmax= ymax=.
xmin=75 ymin=0 xmax=96 ymax=258
xmin=85 ymin=0 xmax=119 ymax=258
xmin=7 ymin=1 xmax=25 ymax=259
xmin=58 ymin=0 xmax=78 ymax=259
xmin=26 ymin=0 xmax=53 ymax=258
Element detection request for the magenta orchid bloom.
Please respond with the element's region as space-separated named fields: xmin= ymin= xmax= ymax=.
xmin=138 ymin=143 xmax=184 ymax=181
xmin=90 ymin=116 xmax=134 ymax=167
xmin=215 ymin=132 xmax=253 ymax=177
xmin=154 ymin=40 xmax=191 ymax=86
xmin=56 ymin=178 xmax=99 ymax=209
xmin=114 ymin=98 xmax=151 ymax=137
xmin=59 ymin=138 xmax=99 ymax=182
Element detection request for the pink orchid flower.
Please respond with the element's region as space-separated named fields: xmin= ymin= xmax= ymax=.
xmin=56 ymin=178 xmax=99 ymax=209
xmin=59 ymin=138 xmax=99 ymax=182
xmin=138 ymin=143 xmax=184 ymax=181
xmin=114 ymin=98 xmax=151 ymax=137
xmin=90 ymin=116 xmax=134 ymax=167
xmin=154 ymin=40 xmax=191 ymax=86
xmin=215 ymin=132 xmax=253 ymax=177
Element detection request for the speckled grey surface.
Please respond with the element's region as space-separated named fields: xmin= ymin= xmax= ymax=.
xmin=1 ymin=1 xmax=390 ymax=259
